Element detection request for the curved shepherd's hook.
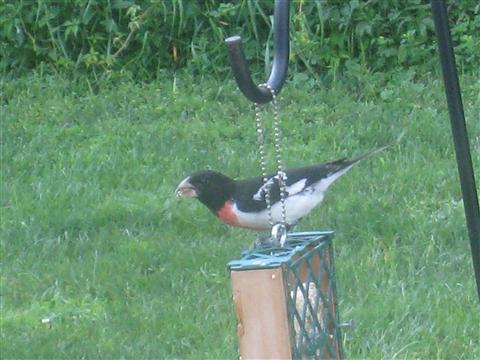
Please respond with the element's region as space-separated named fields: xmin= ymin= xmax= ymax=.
xmin=225 ymin=0 xmax=290 ymax=104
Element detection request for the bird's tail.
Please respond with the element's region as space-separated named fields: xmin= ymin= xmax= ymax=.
xmin=345 ymin=131 xmax=404 ymax=167
xmin=324 ymin=144 xmax=388 ymax=173
xmin=344 ymin=143 xmax=390 ymax=166
xmin=315 ymin=143 xmax=391 ymax=192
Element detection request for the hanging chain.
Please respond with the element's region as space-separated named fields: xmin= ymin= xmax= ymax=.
xmin=269 ymin=86 xmax=288 ymax=228
xmin=254 ymin=84 xmax=287 ymax=235
xmin=254 ymin=101 xmax=274 ymax=225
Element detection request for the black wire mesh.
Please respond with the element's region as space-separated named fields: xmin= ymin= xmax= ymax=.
xmin=286 ymin=236 xmax=341 ymax=358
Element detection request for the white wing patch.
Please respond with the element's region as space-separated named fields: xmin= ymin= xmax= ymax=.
xmin=253 ymin=177 xmax=307 ymax=201
xmin=286 ymin=178 xmax=307 ymax=196
xmin=252 ymin=177 xmax=275 ymax=201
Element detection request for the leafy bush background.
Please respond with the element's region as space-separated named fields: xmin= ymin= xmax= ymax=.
xmin=1 ymin=0 xmax=479 ymax=79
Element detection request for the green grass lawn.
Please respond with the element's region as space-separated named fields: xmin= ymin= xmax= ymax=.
xmin=1 ymin=69 xmax=479 ymax=359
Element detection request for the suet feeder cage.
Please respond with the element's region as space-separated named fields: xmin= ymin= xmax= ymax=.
xmin=228 ymin=231 xmax=343 ymax=359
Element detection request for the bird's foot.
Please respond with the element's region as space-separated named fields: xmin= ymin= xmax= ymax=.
xmin=254 ymin=235 xmax=279 ymax=249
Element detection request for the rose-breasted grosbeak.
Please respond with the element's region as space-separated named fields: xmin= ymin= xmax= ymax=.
xmin=176 ymin=146 xmax=388 ymax=231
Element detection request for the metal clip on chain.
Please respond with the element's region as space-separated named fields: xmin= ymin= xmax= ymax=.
xmin=254 ymin=84 xmax=288 ymax=246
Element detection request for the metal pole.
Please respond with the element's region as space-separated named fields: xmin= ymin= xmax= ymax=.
xmin=430 ymin=0 xmax=480 ymax=301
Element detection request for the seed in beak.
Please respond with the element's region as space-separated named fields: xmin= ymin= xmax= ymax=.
xmin=176 ymin=178 xmax=198 ymax=198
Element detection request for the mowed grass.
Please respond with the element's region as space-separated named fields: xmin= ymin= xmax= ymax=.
xmin=1 ymin=69 xmax=479 ymax=359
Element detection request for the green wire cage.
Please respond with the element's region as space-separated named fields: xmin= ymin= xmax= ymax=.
xmin=228 ymin=231 xmax=343 ymax=359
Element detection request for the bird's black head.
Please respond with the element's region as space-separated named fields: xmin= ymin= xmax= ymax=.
xmin=176 ymin=170 xmax=235 ymax=212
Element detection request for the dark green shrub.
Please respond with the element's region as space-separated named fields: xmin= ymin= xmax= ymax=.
xmin=1 ymin=0 xmax=478 ymax=79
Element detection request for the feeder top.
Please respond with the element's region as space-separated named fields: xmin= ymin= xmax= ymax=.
xmin=227 ymin=231 xmax=334 ymax=271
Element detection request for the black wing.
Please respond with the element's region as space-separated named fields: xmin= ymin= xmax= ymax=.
xmin=233 ymin=146 xmax=388 ymax=212
xmin=233 ymin=158 xmax=352 ymax=212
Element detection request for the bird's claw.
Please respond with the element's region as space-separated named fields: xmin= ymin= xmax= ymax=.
xmin=254 ymin=235 xmax=279 ymax=249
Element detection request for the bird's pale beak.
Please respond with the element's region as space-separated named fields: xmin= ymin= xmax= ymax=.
xmin=175 ymin=178 xmax=198 ymax=198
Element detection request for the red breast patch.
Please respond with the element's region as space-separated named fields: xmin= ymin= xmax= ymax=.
xmin=216 ymin=201 xmax=238 ymax=226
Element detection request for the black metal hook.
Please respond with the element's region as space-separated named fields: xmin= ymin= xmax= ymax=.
xmin=225 ymin=0 xmax=290 ymax=104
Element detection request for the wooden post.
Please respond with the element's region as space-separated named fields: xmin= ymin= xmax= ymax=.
xmin=230 ymin=267 xmax=292 ymax=359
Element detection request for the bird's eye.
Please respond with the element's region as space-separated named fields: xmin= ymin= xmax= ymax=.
xmin=195 ymin=178 xmax=207 ymax=187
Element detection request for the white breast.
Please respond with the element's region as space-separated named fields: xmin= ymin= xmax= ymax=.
xmin=233 ymin=188 xmax=325 ymax=230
